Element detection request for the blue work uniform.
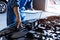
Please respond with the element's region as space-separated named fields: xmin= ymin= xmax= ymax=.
xmin=25 ymin=0 xmax=32 ymax=10
xmin=19 ymin=0 xmax=26 ymax=9
xmin=19 ymin=0 xmax=32 ymax=10
xmin=7 ymin=0 xmax=19 ymax=26
xmin=19 ymin=0 xmax=32 ymax=21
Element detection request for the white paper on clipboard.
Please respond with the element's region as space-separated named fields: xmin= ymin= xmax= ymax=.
xmin=21 ymin=10 xmax=42 ymax=21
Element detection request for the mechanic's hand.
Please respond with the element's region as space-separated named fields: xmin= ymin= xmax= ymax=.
xmin=16 ymin=18 xmax=22 ymax=28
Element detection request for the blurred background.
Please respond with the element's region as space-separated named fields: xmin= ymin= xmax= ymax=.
xmin=0 ymin=0 xmax=60 ymax=40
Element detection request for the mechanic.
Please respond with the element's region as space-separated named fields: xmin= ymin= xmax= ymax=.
xmin=1 ymin=0 xmax=21 ymax=40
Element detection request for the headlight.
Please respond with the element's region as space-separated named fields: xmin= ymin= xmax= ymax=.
xmin=0 ymin=1 xmax=7 ymax=13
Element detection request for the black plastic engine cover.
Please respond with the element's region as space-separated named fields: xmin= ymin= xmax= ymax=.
xmin=0 ymin=23 xmax=18 ymax=37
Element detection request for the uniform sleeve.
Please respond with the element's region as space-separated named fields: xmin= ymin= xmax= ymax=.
xmin=10 ymin=0 xmax=19 ymax=8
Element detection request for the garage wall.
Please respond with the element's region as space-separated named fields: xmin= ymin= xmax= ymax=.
xmin=33 ymin=0 xmax=45 ymax=11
